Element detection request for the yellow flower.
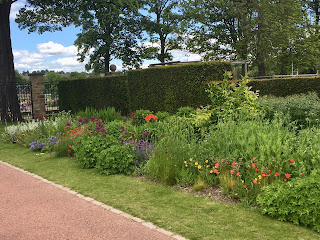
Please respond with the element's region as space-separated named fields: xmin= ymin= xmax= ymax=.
xmin=184 ymin=161 xmax=187 ymax=164
xmin=198 ymin=165 xmax=201 ymax=169
xmin=210 ymin=170 xmax=213 ymax=174
xmin=206 ymin=165 xmax=209 ymax=168
xmin=195 ymin=162 xmax=198 ymax=166
xmin=255 ymin=178 xmax=258 ymax=181
xmin=258 ymin=175 xmax=262 ymax=180
xmin=205 ymin=160 xmax=208 ymax=163
xmin=185 ymin=164 xmax=188 ymax=167
xmin=189 ymin=158 xmax=193 ymax=162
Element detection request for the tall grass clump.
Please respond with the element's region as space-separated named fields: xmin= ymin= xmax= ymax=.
xmin=145 ymin=116 xmax=197 ymax=185
xmin=76 ymin=107 xmax=122 ymax=122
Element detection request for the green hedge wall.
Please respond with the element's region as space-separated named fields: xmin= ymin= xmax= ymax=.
xmin=127 ymin=62 xmax=231 ymax=113
xmin=248 ymin=76 xmax=320 ymax=97
xmin=58 ymin=75 xmax=129 ymax=114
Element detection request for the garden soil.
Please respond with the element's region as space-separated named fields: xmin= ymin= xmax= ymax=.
xmin=0 ymin=162 xmax=175 ymax=240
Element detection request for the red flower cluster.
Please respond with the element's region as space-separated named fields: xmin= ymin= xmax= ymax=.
xmin=145 ymin=114 xmax=158 ymax=122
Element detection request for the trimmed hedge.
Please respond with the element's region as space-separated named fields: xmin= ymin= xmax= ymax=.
xmin=248 ymin=76 xmax=320 ymax=97
xmin=127 ymin=62 xmax=231 ymax=113
xmin=58 ymin=75 xmax=129 ymax=114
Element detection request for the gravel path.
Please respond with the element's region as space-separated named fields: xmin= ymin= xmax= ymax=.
xmin=0 ymin=162 xmax=185 ymax=240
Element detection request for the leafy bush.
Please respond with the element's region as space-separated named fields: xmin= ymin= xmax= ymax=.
xmin=176 ymin=107 xmax=196 ymax=118
xmin=258 ymin=93 xmax=320 ymax=128
xmin=96 ymin=144 xmax=137 ymax=175
xmin=73 ymin=134 xmax=117 ymax=168
xmin=206 ymin=72 xmax=261 ymax=120
xmin=257 ymin=174 xmax=320 ymax=232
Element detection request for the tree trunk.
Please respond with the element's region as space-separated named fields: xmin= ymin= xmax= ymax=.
xmin=159 ymin=34 xmax=165 ymax=63
xmin=0 ymin=1 xmax=22 ymax=122
xmin=256 ymin=3 xmax=266 ymax=76
xmin=104 ymin=50 xmax=110 ymax=74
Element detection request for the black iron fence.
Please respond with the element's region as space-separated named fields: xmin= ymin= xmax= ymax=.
xmin=17 ymin=84 xmax=33 ymax=118
xmin=44 ymin=82 xmax=59 ymax=114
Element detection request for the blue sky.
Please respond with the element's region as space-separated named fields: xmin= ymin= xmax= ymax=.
xmin=10 ymin=1 xmax=201 ymax=73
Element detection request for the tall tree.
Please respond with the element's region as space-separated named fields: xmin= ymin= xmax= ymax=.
xmin=74 ymin=0 xmax=143 ymax=73
xmin=16 ymin=0 xmax=143 ymax=74
xmin=141 ymin=0 xmax=181 ymax=63
xmin=181 ymin=0 xmax=312 ymax=76
xmin=0 ymin=0 xmax=22 ymax=122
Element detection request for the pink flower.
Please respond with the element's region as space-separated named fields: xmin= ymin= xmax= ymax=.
xmin=232 ymin=162 xmax=236 ymax=166
xmin=230 ymin=170 xmax=234 ymax=175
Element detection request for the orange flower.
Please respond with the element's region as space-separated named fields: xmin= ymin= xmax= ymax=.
xmin=252 ymin=163 xmax=255 ymax=167
xmin=252 ymin=157 xmax=256 ymax=161
xmin=243 ymin=185 xmax=247 ymax=188
xmin=253 ymin=180 xmax=257 ymax=184
xmin=215 ymin=163 xmax=219 ymax=168
xmin=236 ymin=172 xmax=240 ymax=176
xmin=213 ymin=169 xmax=218 ymax=174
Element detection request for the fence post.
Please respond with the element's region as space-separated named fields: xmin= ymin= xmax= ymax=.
xmin=29 ymin=73 xmax=46 ymax=119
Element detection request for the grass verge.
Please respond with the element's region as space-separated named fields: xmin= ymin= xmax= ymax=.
xmin=0 ymin=124 xmax=319 ymax=240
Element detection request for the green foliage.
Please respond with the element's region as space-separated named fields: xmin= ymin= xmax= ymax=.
xmin=176 ymin=106 xmax=196 ymax=118
xmin=96 ymin=144 xmax=137 ymax=175
xmin=73 ymin=134 xmax=117 ymax=168
xmin=145 ymin=116 xmax=197 ymax=185
xmin=258 ymin=93 xmax=320 ymax=128
xmin=128 ymin=61 xmax=231 ymax=113
xmin=206 ymin=72 xmax=261 ymax=119
xmin=248 ymin=76 xmax=320 ymax=97
xmin=76 ymin=107 xmax=122 ymax=122
xmin=257 ymin=174 xmax=320 ymax=232
xmin=155 ymin=111 xmax=170 ymax=121
xmin=58 ymin=75 xmax=129 ymax=114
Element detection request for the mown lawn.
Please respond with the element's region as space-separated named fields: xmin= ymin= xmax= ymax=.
xmin=0 ymin=123 xmax=319 ymax=240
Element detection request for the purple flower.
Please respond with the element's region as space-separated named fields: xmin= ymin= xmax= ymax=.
xmin=102 ymin=134 xmax=106 ymax=138
xmin=100 ymin=128 xmax=106 ymax=133
xmin=140 ymin=131 xmax=150 ymax=136
xmin=90 ymin=116 xmax=95 ymax=121
xmin=78 ymin=118 xmax=83 ymax=123
xmin=120 ymin=126 xmax=125 ymax=132
xmin=84 ymin=118 xmax=89 ymax=124
xmin=121 ymin=135 xmax=126 ymax=139
xmin=66 ymin=122 xmax=70 ymax=127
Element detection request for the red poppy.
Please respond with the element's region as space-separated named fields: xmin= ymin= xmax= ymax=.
xmin=255 ymin=168 xmax=258 ymax=172
xmin=213 ymin=169 xmax=218 ymax=174
xmin=269 ymin=170 xmax=272 ymax=173
xmin=290 ymin=159 xmax=294 ymax=163
xmin=285 ymin=173 xmax=291 ymax=178
xmin=236 ymin=172 xmax=240 ymax=176
xmin=284 ymin=179 xmax=287 ymax=182
xmin=230 ymin=170 xmax=234 ymax=175
xmin=253 ymin=180 xmax=257 ymax=184
xmin=252 ymin=163 xmax=256 ymax=167
xmin=252 ymin=157 xmax=256 ymax=161
xmin=215 ymin=163 xmax=219 ymax=168
xmin=232 ymin=162 xmax=236 ymax=166
xmin=243 ymin=185 xmax=247 ymax=188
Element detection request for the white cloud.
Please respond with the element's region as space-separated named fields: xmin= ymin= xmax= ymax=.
xmin=37 ymin=41 xmax=78 ymax=57
xmin=13 ymin=41 xmax=89 ymax=72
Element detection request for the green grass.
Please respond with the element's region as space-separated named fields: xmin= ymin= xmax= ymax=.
xmin=0 ymin=124 xmax=319 ymax=240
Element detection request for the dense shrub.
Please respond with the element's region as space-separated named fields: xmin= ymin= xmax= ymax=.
xmin=127 ymin=61 xmax=231 ymax=113
xmin=257 ymin=173 xmax=320 ymax=232
xmin=73 ymin=134 xmax=117 ymax=168
xmin=96 ymin=144 xmax=137 ymax=175
xmin=248 ymin=76 xmax=320 ymax=97
xmin=58 ymin=75 xmax=129 ymax=114
xmin=258 ymin=93 xmax=320 ymax=128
